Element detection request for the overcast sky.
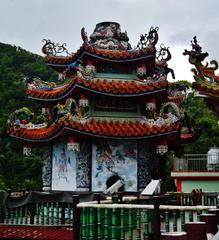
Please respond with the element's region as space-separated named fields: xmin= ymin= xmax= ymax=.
xmin=1 ymin=0 xmax=219 ymax=82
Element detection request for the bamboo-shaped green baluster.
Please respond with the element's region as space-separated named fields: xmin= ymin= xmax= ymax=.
xmin=120 ymin=208 xmax=125 ymax=240
xmin=97 ymin=208 xmax=102 ymax=240
xmin=180 ymin=210 xmax=185 ymax=231
xmin=55 ymin=202 xmax=59 ymax=225
xmin=79 ymin=207 xmax=82 ymax=240
xmin=144 ymin=209 xmax=149 ymax=240
xmin=36 ymin=203 xmax=39 ymax=225
xmin=85 ymin=207 xmax=89 ymax=238
xmin=41 ymin=202 xmax=44 ymax=225
xmin=173 ymin=210 xmax=177 ymax=232
xmin=189 ymin=210 xmax=193 ymax=222
xmin=165 ymin=210 xmax=170 ymax=232
xmin=4 ymin=208 xmax=9 ymax=224
xmin=104 ymin=208 xmax=108 ymax=240
xmin=81 ymin=208 xmax=86 ymax=240
xmin=67 ymin=203 xmax=71 ymax=224
xmin=89 ymin=208 xmax=94 ymax=240
xmin=46 ymin=202 xmax=49 ymax=225
xmin=50 ymin=202 xmax=54 ymax=225
xmin=24 ymin=206 xmax=28 ymax=224
xmin=10 ymin=208 xmax=14 ymax=224
xmin=111 ymin=208 xmax=117 ymax=240
xmin=197 ymin=210 xmax=201 ymax=222
xmin=19 ymin=207 xmax=23 ymax=224
xmin=128 ymin=208 xmax=133 ymax=240
xmin=15 ymin=208 xmax=19 ymax=224
xmin=136 ymin=208 xmax=141 ymax=240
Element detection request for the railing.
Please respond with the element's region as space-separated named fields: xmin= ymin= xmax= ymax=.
xmin=173 ymin=154 xmax=219 ymax=172
xmin=169 ymin=191 xmax=219 ymax=206
xmin=0 ymin=192 xmax=218 ymax=239
xmin=0 ymin=202 xmax=73 ymax=226
xmin=76 ymin=197 xmax=217 ymax=240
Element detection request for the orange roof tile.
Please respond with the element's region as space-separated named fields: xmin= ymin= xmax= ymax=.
xmin=26 ymin=77 xmax=168 ymax=101
xmin=7 ymin=118 xmax=181 ymax=142
xmin=193 ymin=82 xmax=219 ymax=98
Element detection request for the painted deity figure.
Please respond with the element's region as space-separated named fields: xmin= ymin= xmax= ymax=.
xmin=56 ymin=148 xmax=70 ymax=182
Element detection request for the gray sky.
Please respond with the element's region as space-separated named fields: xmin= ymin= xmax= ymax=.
xmin=1 ymin=0 xmax=219 ymax=82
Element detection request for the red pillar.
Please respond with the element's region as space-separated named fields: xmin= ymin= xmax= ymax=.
xmin=72 ymin=195 xmax=80 ymax=240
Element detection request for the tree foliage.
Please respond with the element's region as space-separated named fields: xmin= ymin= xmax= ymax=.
xmin=183 ymin=92 xmax=219 ymax=153
xmin=0 ymin=43 xmax=56 ymax=191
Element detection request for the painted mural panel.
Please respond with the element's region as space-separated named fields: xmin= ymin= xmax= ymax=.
xmin=92 ymin=140 xmax=137 ymax=192
xmin=52 ymin=140 xmax=77 ymax=191
xmin=52 ymin=140 xmax=91 ymax=191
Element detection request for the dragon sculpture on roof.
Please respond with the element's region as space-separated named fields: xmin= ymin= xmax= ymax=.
xmin=183 ymin=36 xmax=219 ymax=84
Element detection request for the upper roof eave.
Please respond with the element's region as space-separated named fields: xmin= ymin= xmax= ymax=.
xmin=44 ymin=44 xmax=156 ymax=66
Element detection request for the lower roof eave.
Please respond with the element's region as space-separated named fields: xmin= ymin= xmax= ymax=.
xmin=27 ymin=85 xmax=167 ymax=102
xmin=9 ymin=127 xmax=179 ymax=143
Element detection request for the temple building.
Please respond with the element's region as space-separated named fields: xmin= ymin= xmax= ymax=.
xmin=7 ymin=22 xmax=193 ymax=192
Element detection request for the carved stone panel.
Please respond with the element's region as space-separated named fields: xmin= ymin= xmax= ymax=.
xmin=42 ymin=146 xmax=52 ymax=192
xmin=138 ymin=142 xmax=159 ymax=190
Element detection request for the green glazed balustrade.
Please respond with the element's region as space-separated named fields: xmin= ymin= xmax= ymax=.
xmin=1 ymin=202 xmax=72 ymax=226
xmin=0 ymin=199 xmax=213 ymax=239
xmin=78 ymin=205 xmax=213 ymax=240
xmin=79 ymin=207 xmax=152 ymax=240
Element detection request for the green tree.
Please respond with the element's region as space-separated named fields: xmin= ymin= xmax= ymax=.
xmin=0 ymin=43 xmax=56 ymax=190
xmin=183 ymin=92 xmax=219 ymax=153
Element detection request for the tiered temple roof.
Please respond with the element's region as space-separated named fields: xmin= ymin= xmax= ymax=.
xmin=7 ymin=22 xmax=194 ymax=144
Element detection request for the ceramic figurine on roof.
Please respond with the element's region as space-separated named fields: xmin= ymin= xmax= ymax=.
xmin=184 ymin=37 xmax=219 ymax=95
xmin=184 ymin=37 xmax=219 ymax=116
xmin=7 ymin=22 xmax=194 ymax=192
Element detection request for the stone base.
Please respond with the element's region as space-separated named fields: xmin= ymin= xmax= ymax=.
xmin=42 ymin=186 xmax=51 ymax=192
xmin=161 ymin=232 xmax=187 ymax=240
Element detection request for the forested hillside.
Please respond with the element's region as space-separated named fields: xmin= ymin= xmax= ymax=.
xmin=0 ymin=42 xmax=219 ymax=191
xmin=0 ymin=43 xmax=56 ymax=191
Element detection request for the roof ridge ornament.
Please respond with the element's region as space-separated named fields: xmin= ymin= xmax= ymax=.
xmin=183 ymin=36 xmax=219 ymax=85
xmin=155 ymin=44 xmax=175 ymax=79
xmin=87 ymin=22 xmax=131 ymax=50
xmin=81 ymin=27 xmax=89 ymax=44
xmin=135 ymin=26 xmax=159 ymax=50
xmin=183 ymin=36 xmax=208 ymax=67
xmin=42 ymin=39 xmax=71 ymax=56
